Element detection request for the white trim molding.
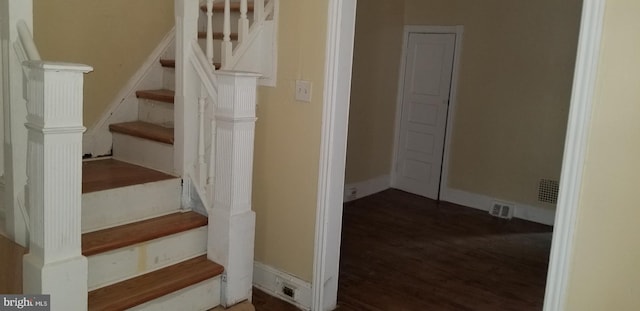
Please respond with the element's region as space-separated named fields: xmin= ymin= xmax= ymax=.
xmin=543 ymin=0 xmax=606 ymax=309
xmin=441 ymin=187 xmax=555 ymax=226
xmin=312 ymin=0 xmax=357 ymax=310
xmin=253 ymin=262 xmax=312 ymax=311
xmin=390 ymin=25 xmax=464 ymax=199
xmin=343 ymin=175 xmax=390 ymax=202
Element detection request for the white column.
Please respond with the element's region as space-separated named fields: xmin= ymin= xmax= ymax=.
xmin=1 ymin=0 xmax=33 ymax=247
xmin=208 ymin=71 xmax=260 ymax=307
xmin=21 ymin=61 xmax=92 ymax=311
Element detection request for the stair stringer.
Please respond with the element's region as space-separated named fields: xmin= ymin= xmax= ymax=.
xmin=83 ymin=29 xmax=176 ymax=158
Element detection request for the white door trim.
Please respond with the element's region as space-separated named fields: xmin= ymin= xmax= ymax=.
xmin=391 ymin=25 xmax=464 ymax=200
xmin=543 ymin=0 xmax=606 ymax=309
xmin=312 ymin=0 xmax=604 ymax=309
xmin=312 ymin=0 xmax=357 ymax=310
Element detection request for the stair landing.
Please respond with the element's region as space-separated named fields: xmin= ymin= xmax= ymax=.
xmin=82 ymin=158 xmax=175 ymax=193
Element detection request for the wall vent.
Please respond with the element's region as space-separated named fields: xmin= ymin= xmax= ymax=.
xmin=489 ymin=201 xmax=514 ymax=219
xmin=538 ymin=179 xmax=559 ymax=204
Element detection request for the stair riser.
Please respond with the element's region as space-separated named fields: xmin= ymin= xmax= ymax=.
xmin=82 ymin=178 xmax=181 ymax=233
xmin=112 ymin=133 xmax=175 ymax=174
xmin=129 ymin=276 xmax=221 ymax=311
xmin=162 ymin=68 xmax=175 ymax=91
xmin=139 ymin=99 xmax=174 ymax=127
xmin=88 ymin=226 xmax=207 ymax=290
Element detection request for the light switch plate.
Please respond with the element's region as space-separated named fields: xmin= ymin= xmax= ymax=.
xmin=295 ymin=80 xmax=312 ymax=102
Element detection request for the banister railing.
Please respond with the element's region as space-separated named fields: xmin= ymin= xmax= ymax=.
xmin=176 ymin=0 xmax=261 ymax=307
xmin=9 ymin=20 xmax=39 ymax=240
xmin=199 ymin=0 xmax=275 ymax=70
xmin=16 ymin=20 xmax=41 ymax=61
xmin=189 ymin=39 xmax=218 ymax=209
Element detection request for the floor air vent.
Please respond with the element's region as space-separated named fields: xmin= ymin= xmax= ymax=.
xmin=490 ymin=202 xmax=513 ymax=219
xmin=538 ymin=179 xmax=559 ymax=204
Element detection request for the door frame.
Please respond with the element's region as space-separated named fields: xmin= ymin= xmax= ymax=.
xmin=312 ymin=0 xmax=357 ymax=310
xmin=390 ymin=25 xmax=464 ymax=200
xmin=312 ymin=0 xmax=606 ymax=310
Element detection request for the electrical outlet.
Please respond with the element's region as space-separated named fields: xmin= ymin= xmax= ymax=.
xmin=489 ymin=201 xmax=514 ymax=219
xmin=345 ymin=187 xmax=357 ymax=201
xmin=275 ymin=277 xmax=297 ymax=301
xmin=295 ymin=80 xmax=312 ymax=102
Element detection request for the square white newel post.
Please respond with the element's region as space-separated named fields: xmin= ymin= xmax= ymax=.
xmin=209 ymin=71 xmax=260 ymax=307
xmin=22 ymin=61 xmax=93 ymax=311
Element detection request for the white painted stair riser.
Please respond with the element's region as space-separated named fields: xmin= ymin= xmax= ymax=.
xmin=138 ymin=99 xmax=175 ymax=127
xmin=82 ymin=178 xmax=181 ymax=233
xmin=129 ymin=277 xmax=221 ymax=311
xmin=112 ymin=133 xmax=175 ymax=175
xmin=162 ymin=67 xmax=175 ymax=92
xmin=87 ymin=226 xmax=207 ymax=290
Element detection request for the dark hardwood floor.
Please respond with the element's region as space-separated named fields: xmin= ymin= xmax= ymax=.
xmin=336 ymin=189 xmax=552 ymax=311
xmin=254 ymin=189 xmax=553 ymax=311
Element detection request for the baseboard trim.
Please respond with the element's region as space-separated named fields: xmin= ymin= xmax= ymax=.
xmin=441 ymin=187 xmax=556 ymax=226
xmin=83 ymin=28 xmax=176 ymax=157
xmin=343 ymin=175 xmax=390 ymax=202
xmin=253 ymin=262 xmax=311 ymax=311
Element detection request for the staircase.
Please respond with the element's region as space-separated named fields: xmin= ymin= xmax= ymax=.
xmin=78 ymin=0 xmax=271 ymax=309
xmin=82 ymin=160 xmax=221 ymax=310
xmin=2 ymin=0 xmax=275 ymax=310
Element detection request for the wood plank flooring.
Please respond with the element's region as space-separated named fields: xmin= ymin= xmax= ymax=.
xmin=253 ymin=189 xmax=552 ymax=311
xmin=336 ymin=189 xmax=552 ymax=311
xmin=0 ymin=233 xmax=26 ymax=294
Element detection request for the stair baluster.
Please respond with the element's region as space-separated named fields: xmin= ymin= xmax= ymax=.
xmin=239 ymin=0 xmax=249 ymax=42
xmin=205 ymin=0 xmax=214 ymax=65
xmin=222 ymin=0 xmax=233 ymax=65
xmin=197 ymin=92 xmax=207 ymax=187
xmin=254 ymin=0 xmax=264 ymax=25
xmin=207 ymin=101 xmax=216 ymax=197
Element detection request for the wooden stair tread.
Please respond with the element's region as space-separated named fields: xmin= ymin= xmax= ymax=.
xmin=201 ymin=2 xmax=255 ymax=12
xmin=82 ymin=159 xmax=175 ymax=193
xmin=198 ymin=31 xmax=239 ymax=41
xmin=109 ymin=121 xmax=174 ymax=145
xmin=82 ymin=211 xmax=207 ymax=256
xmin=136 ymin=89 xmax=175 ymax=103
xmin=88 ymin=255 xmax=223 ymax=311
xmin=160 ymin=59 xmax=221 ymax=70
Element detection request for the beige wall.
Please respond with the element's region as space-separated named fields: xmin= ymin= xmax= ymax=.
xmin=34 ymin=0 xmax=174 ymax=127
xmin=371 ymin=0 xmax=579 ymax=208
xmin=565 ymin=1 xmax=640 ymax=309
xmin=252 ymin=0 xmax=328 ymax=282
xmin=346 ymin=0 xmax=582 ymax=207
xmin=344 ymin=0 xmax=404 ymax=184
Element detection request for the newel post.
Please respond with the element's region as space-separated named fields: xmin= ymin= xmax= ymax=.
xmin=209 ymin=71 xmax=260 ymax=307
xmin=22 ymin=61 xmax=93 ymax=310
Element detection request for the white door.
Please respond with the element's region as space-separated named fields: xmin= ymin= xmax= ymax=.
xmin=393 ymin=33 xmax=456 ymax=200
